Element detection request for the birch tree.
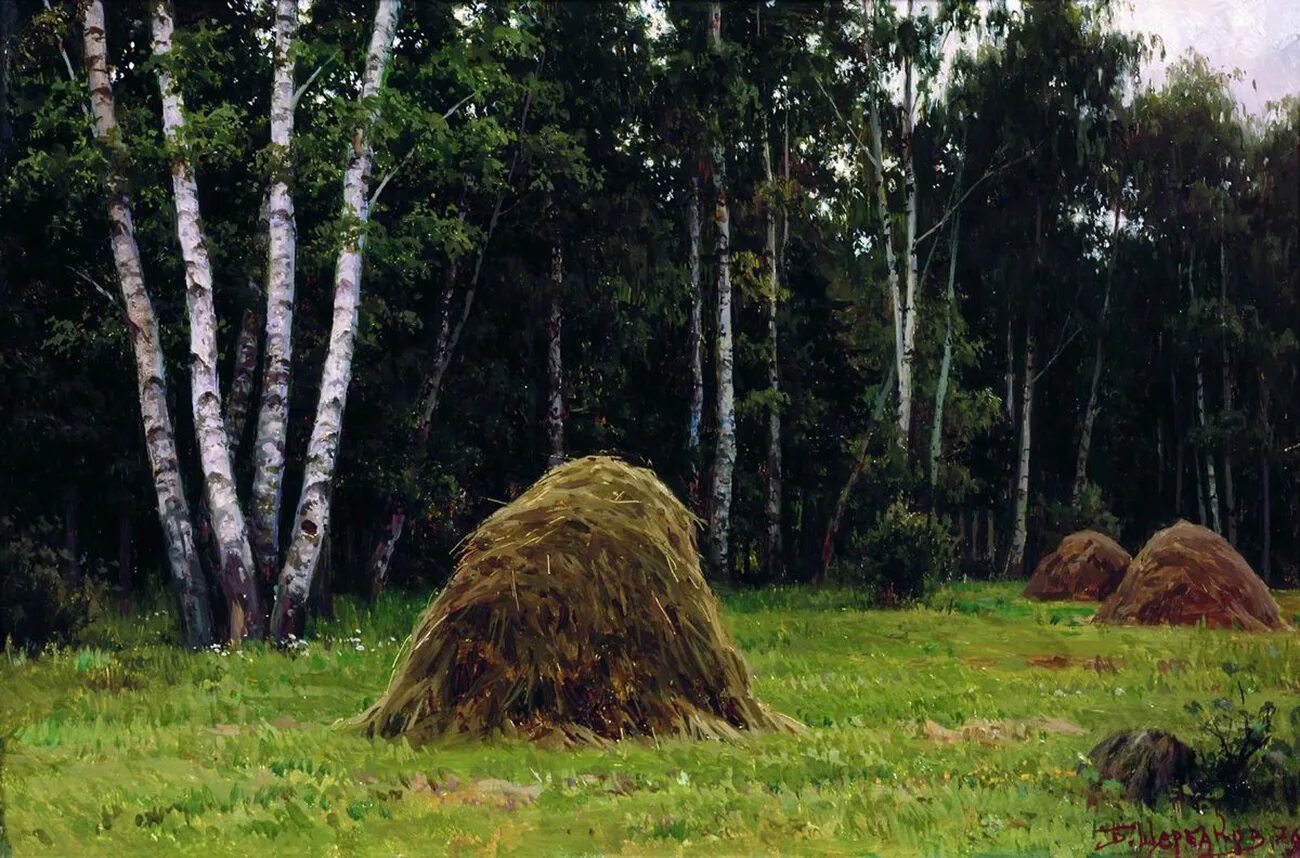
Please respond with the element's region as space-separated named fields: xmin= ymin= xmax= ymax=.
xmin=686 ymin=174 xmax=704 ymax=464
xmin=270 ymin=0 xmax=401 ymax=640
xmin=251 ymin=0 xmax=300 ymax=581
xmin=1004 ymin=336 xmax=1033 ymax=577
xmin=152 ymin=0 xmax=263 ymax=641
xmin=82 ymin=0 xmax=213 ymax=648
xmin=705 ymin=0 xmax=736 ymax=578
xmin=762 ymin=116 xmax=783 ymax=579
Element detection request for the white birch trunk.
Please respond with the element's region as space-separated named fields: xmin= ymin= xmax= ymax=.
xmin=929 ymin=210 xmax=960 ymax=492
xmin=1188 ymin=254 xmax=1222 ymax=533
xmin=271 ymin=0 xmax=400 ymax=640
xmin=251 ymin=0 xmax=299 ymax=580
xmin=1005 ymin=337 xmax=1034 ymax=578
xmin=862 ymin=0 xmax=904 ymax=451
xmin=545 ymin=243 xmax=565 ymax=469
xmin=706 ymin=2 xmax=736 ymax=578
xmin=152 ymin=1 xmax=263 ymax=642
xmin=897 ymin=0 xmax=918 ymax=450
xmin=84 ymin=1 xmax=212 ymax=647
xmin=687 ymin=175 xmax=704 ymax=457
xmin=762 ymin=115 xmax=783 ymax=579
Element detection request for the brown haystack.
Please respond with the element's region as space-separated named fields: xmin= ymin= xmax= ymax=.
xmin=1094 ymin=521 xmax=1285 ymax=631
xmin=356 ymin=455 xmax=800 ymax=745
xmin=1023 ymin=530 xmax=1131 ymax=601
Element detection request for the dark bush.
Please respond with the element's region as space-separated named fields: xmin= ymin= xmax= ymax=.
xmin=849 ymin=502 xmax=956 ymax=605
xmin=0 ymin=518 xmax=92 ymax=654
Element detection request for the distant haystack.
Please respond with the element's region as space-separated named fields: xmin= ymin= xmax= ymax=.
xmin=1023 ymin=530 xmax=1130 ymax=601
xmin=357 ymin=455 xmax=801 ymax=746
xmin=1094 ymin=521 xmax=1285 ymax=631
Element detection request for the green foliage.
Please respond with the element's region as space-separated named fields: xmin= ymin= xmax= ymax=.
xmin=0 ymin=520 xmax=95 ymax=655
xmin=846 ymin=501 xmax=956 ymax=605
xmin=1185 ymin=666 xmax=1300 ymax=814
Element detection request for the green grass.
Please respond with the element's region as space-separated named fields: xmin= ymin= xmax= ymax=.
xmin=4 ymin=583 xmax=1300 ymax=856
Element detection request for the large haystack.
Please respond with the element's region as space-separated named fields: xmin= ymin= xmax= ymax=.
xmin=1023 ymin=530 xmax=1130 ymax=601
xmin=357 ymin=455 xmax=800 ymax=745
xmin=1094 ymin=521 xmax=1286 ymax=631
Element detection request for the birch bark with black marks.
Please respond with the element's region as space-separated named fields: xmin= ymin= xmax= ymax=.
xmin=545 ymin=243 xmax=565 ymax=469
xmin=1071 ymin=184 xmax=1122 ymax=506
xmin=83 ymin=0 xmax=213 ymax=648
xmin=897 ymin=0 xmax=919 ymax=451
xmin=1188 ymin=250 xmax=1222 ymax=533
xmin=251 ymin=0 xmax=299 ymax=580
xmin=272 ymin=0 xmax=400 ymax=640
xmin=1004 ymin=337 xmax=1034 ymax=578
xmin=706 ymin=1 xmax=736 ymax=578
xmin=862 ymin=0 xmax=904 ymax=452
xmin=686 ymin=174 xmax=704 ymax=461
xmin=762 ymin=113 xmax=783 ymax=580
xmin=153 ymin=1 xmax=263 ymax=642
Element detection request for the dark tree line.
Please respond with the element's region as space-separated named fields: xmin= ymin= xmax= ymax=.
xmin=1 ymin=0 xmax=1296 ymax=646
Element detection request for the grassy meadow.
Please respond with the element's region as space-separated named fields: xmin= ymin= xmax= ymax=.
xmin=4 ymin=583 xmax=1300 ymax=856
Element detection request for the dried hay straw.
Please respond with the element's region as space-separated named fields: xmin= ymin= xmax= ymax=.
xmin=355 ymin=455 xmax=801 ymax=745
xmin=1094 ymin=520 xmax=1287 ymax=631
xmin=1023 ymin=530 xmax=1130 ymax=601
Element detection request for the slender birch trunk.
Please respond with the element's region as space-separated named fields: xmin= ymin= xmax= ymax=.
xmin=545 ymin=243 xmax=565 ymax=469
xmin=761 ymin=115 xmax=783 ymax=580
xmin=271 ymin=0 xmax=401 ymax=640
xmin=153 ymin=2 xmax=263 ymax=642
xmin=225 ymin=306 xmax=260 ymax=452
xmin=82 ymin=0 xmax=213 ymax=648
xmin=251 ymin=0 xmax=300 ymax=580
xmin=897 ymin=0 xmax=918 ymax=451
xmin=1004 ymin=337 xmax=1033 ymax=578
xmin=1188 ymin=251 xmax=1222 ymax=533
xmin=706 ymin=1 xmax=736 ymax=579
xmin=821 ymin=363 xmax=894 ymax=578
xmin=1219 ymin=236 xmax=1237 ymax=543
xmin=929 ymin=208 xmax=960 ymax=493
xmin=686 ymin=174 xmax=704 ymax=461
xmin=1071 ymin=185 xmax=1122 ymax=506
xmin=862 ymin=0 xmax=904 ymax=452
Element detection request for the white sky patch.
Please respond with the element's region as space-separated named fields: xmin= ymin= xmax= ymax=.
xmin=1113 ymin=0 xmax=1300 ymax=114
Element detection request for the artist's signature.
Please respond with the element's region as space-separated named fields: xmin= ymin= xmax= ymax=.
xmin=1094 ymin=816 xmax=1300 ymax=857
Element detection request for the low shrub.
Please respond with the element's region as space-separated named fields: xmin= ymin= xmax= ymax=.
xmin=0 ymin=518 xmax=94 ymax=654
xmin=851 ymin=502 xmax=956 ymax=606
